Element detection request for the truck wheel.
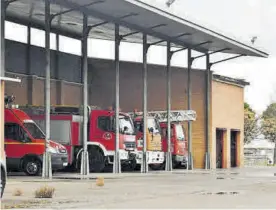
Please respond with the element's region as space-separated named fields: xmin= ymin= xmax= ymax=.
xmin=122 ymin=155 xmax=137 ymax=172
xmin=127 ymin=155 xmax=137 ymax=171
xmin=23 ymin=158 xmax=42 ymax=176
xmin=134 ymin=164 xmax=141 ymax=171
xmin=172 ymin=161 xmax=179 ymax=169
xmin=89 ymin=148 xmax=105 ymax=173
xmin=178 ymin=163 xmax=187 ymax=169
xmin=149 ymin=163 xmax=165 ymax=170
xmin=1 ymin=167 xmax=6 ymax=198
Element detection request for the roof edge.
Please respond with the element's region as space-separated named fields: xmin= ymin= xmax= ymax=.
xmin=128 ymin=0 xmax=269 ymax=58
xmin=212 ymin=74 xmax=249 ymax=87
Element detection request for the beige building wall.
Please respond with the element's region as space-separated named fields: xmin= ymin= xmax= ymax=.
xmin=211 ymin=79 xmax=245 ymax=169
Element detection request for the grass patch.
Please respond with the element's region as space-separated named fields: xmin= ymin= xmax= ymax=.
xmin=34 ymin=186 xmax=55 ymax=198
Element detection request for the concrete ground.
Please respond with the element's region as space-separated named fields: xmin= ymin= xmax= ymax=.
xmin=1 ymin=167 xmax=276 ymax=209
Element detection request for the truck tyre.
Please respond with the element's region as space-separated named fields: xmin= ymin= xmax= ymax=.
xmin=1 ymin=167 xmax=6 ymax=198
xmin=134 ymin=164 xmax=141 ymax=171
xmin=23 ymin=157 xmax=42 ymax=176
xmin=122 ymin=153 xmax=137 ymax=172
xmin=128 ymin=154 xmax=137 ymax=171
xmin=89 ymin=147 xmax=105 ymax=173
xmin=172 ymin=161 xmax=179 ymax=169
xmin=149 ymin=163 xmax=165 ymax=171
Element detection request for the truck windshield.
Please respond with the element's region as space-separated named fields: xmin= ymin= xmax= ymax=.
xmin=175 ymin=124 xmax=185 ymax=141
xmin=118 ymin=116 xmax=135 ymax=135
xmin=23 ymin=122 xmax=45 ymax=139
xmin=134 ymin=118 xmax=160 ymax=133
xmin=147 ymin=118 xmax=160 ymax=134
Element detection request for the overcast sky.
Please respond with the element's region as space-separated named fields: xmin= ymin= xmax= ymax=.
xmin=5 ymin=0 xmax=276 ymax=113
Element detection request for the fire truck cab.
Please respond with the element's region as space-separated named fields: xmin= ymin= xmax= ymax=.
xmin=22 ymin=106 xmax=137 ymax=172
xmin=4 ymin=98 xmax=68 ymax=176
xmin=160 ymin=122 xmax=188 ymax=168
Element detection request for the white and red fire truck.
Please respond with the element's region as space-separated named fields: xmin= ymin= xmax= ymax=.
xmin=20 ymin=106 xmax=137 ymax=172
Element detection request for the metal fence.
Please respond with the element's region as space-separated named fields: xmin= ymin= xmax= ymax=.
xmin=244 ymin=154 xmax=272 ymax=167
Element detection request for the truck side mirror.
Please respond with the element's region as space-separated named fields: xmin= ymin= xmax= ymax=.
xmin=20 ymin=132 xmax=29 ymax=143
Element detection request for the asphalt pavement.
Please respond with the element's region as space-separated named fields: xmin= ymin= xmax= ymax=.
xmin=2 ymin=167 xmax=276 ymax=209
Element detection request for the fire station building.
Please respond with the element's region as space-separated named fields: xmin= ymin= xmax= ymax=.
xmin=5 ymin=39 xmax=248 ymax=169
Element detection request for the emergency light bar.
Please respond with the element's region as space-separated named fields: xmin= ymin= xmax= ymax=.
xmin=128 ymin=110 xmax=197 ymax=122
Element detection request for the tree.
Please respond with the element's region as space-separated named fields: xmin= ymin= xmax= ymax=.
xmin=261 ymin=103 xmax=276 ymax=164
xmin=263 ymin=103 xmax=276 ymax=119
xmin=244 ymin=102 xmax=259 ymax=144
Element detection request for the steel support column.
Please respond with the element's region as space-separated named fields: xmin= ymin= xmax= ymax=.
xmin=1 ymin=1 xmax=6 ymax=151
xmin=55 ymin=33 xmax=61 ymax=104
xmin=165 ymin=41 xmax=173 ymax=172
xmin=141 ymin=33 xmax=149 ymax=173
xmin=26 ymin=25 xmax=32 ymax=104
xmin=204 ymin=53 xmax=211 ymax=169
xmin=26 ymin=26 xmax=31 ymax=72
xmin=187 ymin=49 xmax=193 ymax=170
xmin=113 ymin=24 xmax=121 ymax=174
xmin=1 ymin=0 xmax=6 ymax=78
xmin=42 ymin=0 xmax=52 ymax=179
xmin=55 ymin=33 xmax=59 ymax=79
xmin=80 ymin=14 xmax=90 ymax=176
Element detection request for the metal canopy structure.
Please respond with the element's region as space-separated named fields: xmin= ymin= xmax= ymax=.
xmin=6 ymin=0 xmax=268 ymax=57
xmin=2 ymin=0 xmax=269 ymax=177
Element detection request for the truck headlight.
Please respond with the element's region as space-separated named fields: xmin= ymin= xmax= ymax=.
xmin=58 ymin=148 xmax=67 ymax=154
xmin=47 ymin=147 xmax=58 ymax=154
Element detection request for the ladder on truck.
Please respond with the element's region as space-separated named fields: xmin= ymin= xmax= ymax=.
xmin=128 ymin=110 xmax=197 ymax=122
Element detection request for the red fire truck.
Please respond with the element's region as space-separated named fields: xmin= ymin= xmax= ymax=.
xmin=129 ymin=110 xmax=196 ymax=170
xmin=4 ymin=96 xmax=68 ymax=176
xmin=21 ymin=106 xmax=137 ymax=172
xmin=157 ymin=110 xmax=196 ymax=169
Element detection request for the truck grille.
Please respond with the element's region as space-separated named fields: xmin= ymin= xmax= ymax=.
xmin=124 ymin=141 xmax=136 ymax=150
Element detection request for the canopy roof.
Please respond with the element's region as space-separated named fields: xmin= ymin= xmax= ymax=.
xmin=6 ymin=0 xmax=268 ymax=57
